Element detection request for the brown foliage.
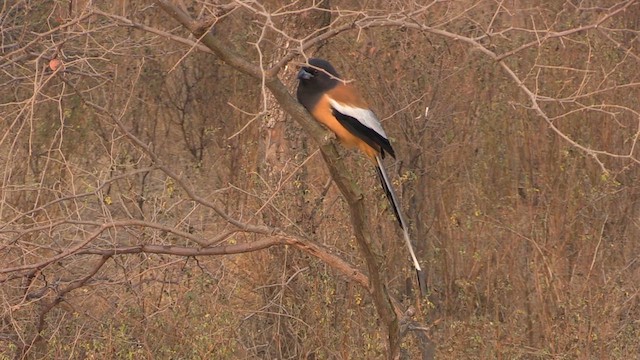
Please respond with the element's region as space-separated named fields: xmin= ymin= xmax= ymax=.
xmin=1 ymin=0 xmax=639 ymax=359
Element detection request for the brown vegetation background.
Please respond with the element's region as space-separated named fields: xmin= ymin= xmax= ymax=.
xmin=1 ymin=0 xmax=639 ymax=359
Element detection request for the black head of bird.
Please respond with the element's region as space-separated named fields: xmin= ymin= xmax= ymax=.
xmin=296 ymin=58 xmax=342 ymax=109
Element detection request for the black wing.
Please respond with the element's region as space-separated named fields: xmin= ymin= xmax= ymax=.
xmin=331 ymin=108 xmax=396 ymax=158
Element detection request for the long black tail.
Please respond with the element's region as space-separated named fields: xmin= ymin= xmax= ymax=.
xmin=375 ymin=155 xmax=427 ymax=296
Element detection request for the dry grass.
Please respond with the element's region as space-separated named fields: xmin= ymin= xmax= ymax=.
xmin=1 ymin=1 xmax=639 ymax=359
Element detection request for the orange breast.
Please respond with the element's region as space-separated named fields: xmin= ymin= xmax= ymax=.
xmin=311 ymin=94 xmax=378 ymax=160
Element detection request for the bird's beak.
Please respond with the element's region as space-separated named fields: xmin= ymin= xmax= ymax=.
xmin=297 ymin=68 xmax=312 ymax=80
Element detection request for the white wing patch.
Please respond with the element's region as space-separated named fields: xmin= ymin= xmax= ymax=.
xmin=327 ymin=97 xmax=389 ymax=140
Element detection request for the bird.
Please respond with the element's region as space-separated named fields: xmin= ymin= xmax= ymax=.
xmin=296 ymin=58 xmax=426 ymax=296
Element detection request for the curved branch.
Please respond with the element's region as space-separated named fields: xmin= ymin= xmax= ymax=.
xmin=1 ymin=219 xmax=369 ymax=291
xmin=19 ymin=255 xmax=111 ymax=357
xmin=76 ymin=235 xmax=369 ymax=289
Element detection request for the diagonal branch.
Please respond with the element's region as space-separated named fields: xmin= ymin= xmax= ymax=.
xmin=153 ymin=0 xmax=401 ymax=357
